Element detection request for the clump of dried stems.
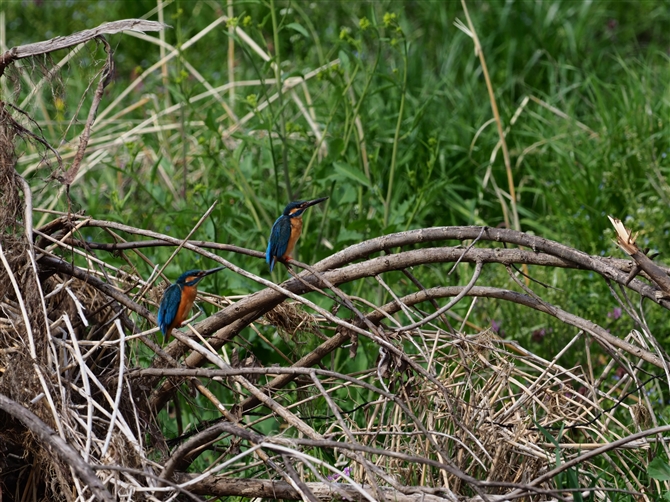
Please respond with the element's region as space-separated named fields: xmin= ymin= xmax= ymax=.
xmin=1 ymin=17 xmax=670 ymax=502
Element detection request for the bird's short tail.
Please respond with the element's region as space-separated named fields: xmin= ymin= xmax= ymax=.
xmin=266 ymin=241 xmax=276 ymax=271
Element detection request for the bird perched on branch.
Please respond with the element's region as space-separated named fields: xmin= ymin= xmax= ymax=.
xmin=157 ymin=267 xmax=225 ymax=340
xmin=266 ymin=197 xmax=328 ymax=272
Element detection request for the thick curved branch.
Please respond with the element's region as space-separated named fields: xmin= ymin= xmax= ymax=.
xmin=63 ymin=230 xmax=654 ymax=280
xmin=189 ymin=238 xmax=668 ymax=350
xmin=374 ymin=286 xmax=663 ymax=368
xmin=315 ymin=226 xmax=619 ymax=272
xmin=173 ymin=474 xmax=458 ymax=502
xmin=76 ymin=219 xmax=660 ymax=277
xmin=0 ymin=394 xmax=115 ymax=502
xmin=149 ymin=245 xmax=666 ymax=411
xmin=66 ymin=222 xmax=667 ymax=354
xmin=171 ymin=246 xmax=664 ymax=367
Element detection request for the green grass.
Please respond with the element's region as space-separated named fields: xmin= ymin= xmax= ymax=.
xmin=11 ymin=2 xmax=670 ymax=253
xmin=10 ymin=0 xmax=670 ymax=379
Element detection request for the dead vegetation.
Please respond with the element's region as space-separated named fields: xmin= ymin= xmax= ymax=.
xmin=1 ymin=17 xmax=670 ymax=502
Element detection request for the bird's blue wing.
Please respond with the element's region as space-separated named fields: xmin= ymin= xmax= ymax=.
xmin=266 ymin=216 xmax=291 ymax=272
xmin=157 ymin=284 xmax=182 ymax=335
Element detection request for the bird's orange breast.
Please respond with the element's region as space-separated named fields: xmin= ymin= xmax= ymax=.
xmin=284 ymin=217 xmax=303 ymax=259
xmin=172 ymin=284 xmax=197 ymax=330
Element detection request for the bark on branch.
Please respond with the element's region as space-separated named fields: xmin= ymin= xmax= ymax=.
xmin=0 ymin=19 xmax=166 ymax=77
xmin=173 ymin=474 xmax=461 ymax=502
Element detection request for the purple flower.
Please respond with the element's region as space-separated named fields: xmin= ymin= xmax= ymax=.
xmin=491 ymin=320 xmax=501 ymax=333
xmin=607 ymin=307 xmax=622 ymax=320
xmin=327 ymin=466 xmax=351 ymax=482
xmin=531 ymin=328 xmax=546 ymax=343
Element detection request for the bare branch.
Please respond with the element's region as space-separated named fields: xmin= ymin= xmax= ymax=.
xmin=64 ymin=237 xmax=264 ymax=259
xmin=174 ymin=474 xmax=458 ymax=502
xmin=160 ymin=422 xmax=263 ymax=483
xmin=0 ymin=19 xmax=167 ymax=77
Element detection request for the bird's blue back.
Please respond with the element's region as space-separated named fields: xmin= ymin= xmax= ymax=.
xmin=157 ymin=282 xmax=182 ymax=335
xmin=266 ymin=215 xmax=292 ymax=272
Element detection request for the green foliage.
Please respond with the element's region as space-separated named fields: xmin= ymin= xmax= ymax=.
xmin=649 ymin=457 xmax=670 ymax=481
xmin=7 ymin=0 xmax=670 ymax=492
xmin=536 ymin=423 xmax=587 ymax=501
xmin=649 ymin=457 xmax=670 ymax=502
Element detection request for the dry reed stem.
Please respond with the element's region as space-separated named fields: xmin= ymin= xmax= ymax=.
xmin=457 ymin=1 xmax=518 ymax=231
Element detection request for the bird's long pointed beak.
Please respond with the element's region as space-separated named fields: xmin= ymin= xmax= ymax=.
xmin=202 ymin=266 xmax=225 ymax=276
xmin=303 ymin=196 xmax=328 ymax=208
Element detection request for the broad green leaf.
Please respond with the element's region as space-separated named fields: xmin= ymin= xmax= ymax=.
xmin=649 ymin=457 xmax=670 ymax=481
xmin=338 ymin=49 xmax=350 ymax=72
xmin=338 ymin=227 xmax=364 ymax=243
xmin=339 ymin=187 xmax=357 ymax=204
xmin=333 ymin=161 xmax=371 ymax=188
xmin=204 ymin=109 xmax=218 ymax=133
xmin=534 ymin=421 xmax=560 ymax=448
xmin=286 ymin=22 xmax=309 ymax=38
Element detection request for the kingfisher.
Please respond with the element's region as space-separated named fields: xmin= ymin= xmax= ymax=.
xmin=266 ymin=197 xmax=328 ymax=272
xmin=157 ymin=266 xmax=225 ymax=339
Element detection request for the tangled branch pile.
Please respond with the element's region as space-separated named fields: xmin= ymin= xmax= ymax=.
xmin=1 ymin=20 xmax=670 ymax=502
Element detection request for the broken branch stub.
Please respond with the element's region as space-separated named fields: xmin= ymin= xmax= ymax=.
xmin=609 ymin=215 xmax=670 ymax=296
